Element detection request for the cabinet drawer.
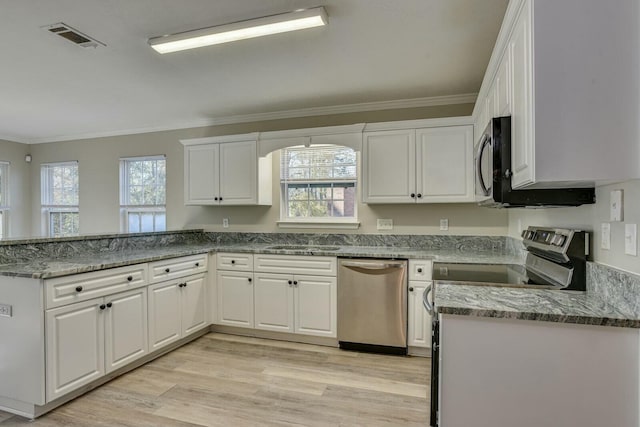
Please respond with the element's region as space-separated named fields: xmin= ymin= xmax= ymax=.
xmin=254 ymin=254 xmax=337 ymax=276
xmin=217 ymin=252 xmax=254 ymax=271
xmin=149 ymin=254 xmax=208 ymax=283
xmin=45 ymin=264 xmax=148 ymax=309
xmin=408 ymin=260 xmax=433 ymax=281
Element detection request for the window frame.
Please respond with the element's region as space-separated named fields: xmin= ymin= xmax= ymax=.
xmin=0 ymin=162 xmax=9 ymax=238
xmin=278 ymin=145 xmax=359 ymax=229
xmin=41 ymin=161 xmax=79 ymax=237
xmin=119 ymin=155 xmax=167 ymax=233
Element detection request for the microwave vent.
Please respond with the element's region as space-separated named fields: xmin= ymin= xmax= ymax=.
xmin=43 ymin=23 xmax=105 ymax=49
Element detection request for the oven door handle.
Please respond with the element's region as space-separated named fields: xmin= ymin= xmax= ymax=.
xmin=422 ymin=284 xmax=433 ymax=315
xmin=476 ymin=134 xmax=491 ymax=196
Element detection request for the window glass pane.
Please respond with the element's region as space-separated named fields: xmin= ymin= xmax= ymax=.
xmin=0 ymin=211 xmax=3 ymax=238
xmin=309 ymin=186 xmax=331 ymax=200
xmin=128 ymin=213 xmax=140 ymax=233
xmin=288 ymin=201 xmax=309 ymax=218
xmin=308 ymin=201 xmax=330 ymax=217
xmin=155 ymin=213 xmax=166 ymax=231
xmin=331 ymin=201 xmax=345 ymax=217
xmin=121 ymin=157 xmax=166 ymax=232
xmin=287 ymin=186 xmax=308 ymax=201
xmin=140 ymin=213 xmax=154 ymax=232
xmin=50 ymin=211 xmax=79 ymax=237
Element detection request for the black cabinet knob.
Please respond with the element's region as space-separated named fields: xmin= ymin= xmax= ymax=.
xmin=99 ymin=304 xmax=106 ymax=310
xmin=219 ymin=197 xmax=223 ymax=201
xmin=195 ymin=262 xmax=200 ymax=267
xmin=165 ymin=268 xmax=170 ymax=273
xmin=214 ymin=197 xmax=219 ymax=201
xmin=417 ymin=193 xmax=423 ymax=198
xmin=231 ymin=260 xmax=235 ymax=264
xmin=75 ymin=286 xmax=83 ymax=292
xmin=106 ymin=302 xmax=112 ymax=308
xmin=410 ymin=193 xmax=416 ymax=198
xmin=417 ymin=268 xmax=423 ymax=273
xmin=248 ymin=278 xmax=252 ymax=283
xmin=409 ymin=287 xmax=414 ymax=292
xmin=127 ymin=276 xmax=133 ymax=282
xmin=184 ymin=283 xmax=188 ymax=288
xmin=288 ymin=280 xmax=293 ymax=285
xmin=293 ymin=280 xmax=298 ymax=285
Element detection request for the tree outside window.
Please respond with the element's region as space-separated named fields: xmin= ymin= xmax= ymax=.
xmin=120 ymin=156 xmax=166 ymax=233
xmin=41 ymin=162 xmax=79 ymax=237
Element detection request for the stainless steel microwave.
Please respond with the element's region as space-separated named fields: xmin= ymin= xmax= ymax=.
xmin=474 ymin=117 xmax=595 ymax=208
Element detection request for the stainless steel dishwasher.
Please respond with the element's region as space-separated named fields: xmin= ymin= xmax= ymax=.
xmin=337 ymin=259 xmax=408 ymax=355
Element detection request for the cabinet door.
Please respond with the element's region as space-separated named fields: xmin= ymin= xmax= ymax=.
xmin=254 ymin=273 xmax=294 ymax=333
xmin=408 ymin=281 xmax=431 ymax=348
xmin=294 ymin=275 xmax=337 ymax=338
xmin=181 ymin=275 xmax=208 ymax=336
xmin=104 ymin=288 xmax=148 ymax=373
xmin=495 ymin=49 xmax=512 ymax=117
xmin=184 ymin=144 xmax=220 ymax=204
xmin=46 ymin=299 xmax=105 ymax=401
xmin=217 ymin=270 xmax=254 ymax=328
xmin=362 ymin=130 xmax=416 ymax=203
xmin=219 ymin=140 xmax=258 ymax=205
xmin=148 ymin=281 xmax=181 ymax=351
xmin=416 ymin=126 xmax=474 ymax=202
xmin=509 ymin=1 xmax=534 ymax=188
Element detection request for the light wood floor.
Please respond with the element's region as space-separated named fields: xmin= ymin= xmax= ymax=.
xmin=0 ymin=333 xmax=430 ymax=426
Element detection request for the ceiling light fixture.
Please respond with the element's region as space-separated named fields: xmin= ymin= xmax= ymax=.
xmin=148 ymin=7 xmax=327 ymax=54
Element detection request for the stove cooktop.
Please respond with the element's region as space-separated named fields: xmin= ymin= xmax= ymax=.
xmin=432 ymin=262 xmax=557 ymax=289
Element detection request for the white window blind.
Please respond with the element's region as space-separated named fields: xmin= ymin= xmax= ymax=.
xmin=120 ymin=156 xmax=166 ymax=233
xmin=280 ymin=145 xmax=357 ymax=220
xmin=0 ymin=162 xmax=9 ymax=238
xmin=41 ymin=161 xmax=79 ymax=237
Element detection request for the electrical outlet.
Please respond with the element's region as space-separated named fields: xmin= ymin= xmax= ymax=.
xmin=222 ymin=218 xmax=229 ymax=228
xmin=440 ymin=219 xmax=449 ymax=231
xmin=377 ymin=219 xmax=393 ymax=231
xmin=0 ymin=303 xmax=12 ymax=317
xmin=601 ymin=223 xmax=611 ymax=250
xmin=611 ymin=190 xmax=624 ymax=222
xmin=625 ymin=224 xmax=637 ymax=256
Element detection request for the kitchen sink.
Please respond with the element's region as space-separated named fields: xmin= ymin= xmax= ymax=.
xmin=266 ymin=245 xmax=340 ymax=251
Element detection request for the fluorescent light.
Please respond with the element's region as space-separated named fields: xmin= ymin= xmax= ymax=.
xmin=148 ymin=7 xmax=327 ymax=54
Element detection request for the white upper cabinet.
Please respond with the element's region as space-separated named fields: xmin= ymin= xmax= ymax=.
xmin=181 ymin=134 xmax=272 ymax=206
xmin=362 ymin=120 xmax=474 ymax=204
xmin=474 ymin=0 xmax=640 ymax=189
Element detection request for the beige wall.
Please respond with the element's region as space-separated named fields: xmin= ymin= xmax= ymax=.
xmin=25 ymin=104 xmax=507 ymax=238
xmin=508 ymin=179 xmax=640 ymax=275
xmin=0 ymin=139 xmax=31 ymax=237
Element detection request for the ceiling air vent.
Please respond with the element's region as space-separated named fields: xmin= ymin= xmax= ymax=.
xmin=42 ymin=23 xmax=105 ymax=48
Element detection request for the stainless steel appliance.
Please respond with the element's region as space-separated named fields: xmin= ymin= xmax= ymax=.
xmin=338 ymin=259 xmax=408 ymax=355
xmin=424 ymin=226 xmax=590 ymax=426
xmin=475 ymin=117 xmax=595 ymax=208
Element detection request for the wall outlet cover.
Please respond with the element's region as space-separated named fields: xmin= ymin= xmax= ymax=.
xmin=222 ymin=218 xmax=229 ymax=228
xmin=625 ymin=224 xmax=637 ymax=256
xmin=377 ymin=219 xmax=393 ymax=231
xmin=601 ymin=223 xmax=611 ymax=250
xmin=0 ymin=303 xmax=12 ymax=317
xmin=440 ymin=219 xmax=449 ymax=231
xmin=610 ymin=190 xmax=624 ymax=222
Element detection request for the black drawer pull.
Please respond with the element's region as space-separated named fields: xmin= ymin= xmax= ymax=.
xmin=106 ymin=302 xmax=112 ymax=308
xmin=417 ymin=268 xmax=423 ymax=273
xmin=248 ymin=278 xmax=252 ymax=283
xmin=165 ymin=268 xmax=170 ymax=273
xmin=288 ymin=280 xmax=293 ymax=285
xmin=293 ymin=281 xmax=298 ymax=285
xmin=231 ymin=260 xmax=235 ymax=264
xmin=127 ymin=275 xmax=133 ymax=281
xmin=75 ymin=286 xmax=83 ymax=292
xmin=99 ymin=304 xmax=106 ymax=310
xmin=195 ymin=262 xmax=200 ymax=267
xmin=409 ymin=287 xmax=414 ymax=292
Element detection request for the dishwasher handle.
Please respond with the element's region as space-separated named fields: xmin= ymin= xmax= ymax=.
xmin=341 ymin=261 xmax=406 ymax=270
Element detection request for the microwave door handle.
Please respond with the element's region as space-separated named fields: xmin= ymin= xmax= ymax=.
xmin=476 ymin=134 xmax=491 ymax=196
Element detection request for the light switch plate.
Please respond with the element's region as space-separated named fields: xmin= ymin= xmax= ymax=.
xmin=377 ymin=219 xmax=393 ymax=231
xmin=0 ymin=303 xmax=12 ymax=317
xmin=625 ymin=224 xmax=637 ymax=256
xmin=222 ymin=218 xmax=229 ymax=228
xmin=440 ymin=219 xmax=449 ymax=231
xmin=610 ymin=190 xmax=624 ymax=222
xmin=601 ymin=223 xmax=611 ymax=250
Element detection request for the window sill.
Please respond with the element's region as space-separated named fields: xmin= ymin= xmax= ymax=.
xmin=277 ymin=220 xmax=360 ymax=230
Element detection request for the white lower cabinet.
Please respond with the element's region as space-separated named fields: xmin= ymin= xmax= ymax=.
xmin=45 ymin=287 xmax=148 ymax=401
xmin=254 ymin=273 xmax=337 ymax=337
xmin=148 ymin=274 xmax=208 ymax=351
xmin=408 ymin=281 xmax=431 ymax=348
xmin=217 ymin=270 xmax=254 ymax=328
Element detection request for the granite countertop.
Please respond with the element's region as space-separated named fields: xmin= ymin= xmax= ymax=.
xmin=435 ymin=282 xmax=640 ymax=328
xmin=0 ymin=242 xmax=522 ymax=279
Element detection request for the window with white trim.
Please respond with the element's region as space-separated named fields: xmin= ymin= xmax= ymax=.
xmin=0 ymin=162 xmax=9 ymax=238
xmin=41 ymin=162 xmax=79 ymax=237
xmin=280 ymin=145 xmax=357 ymax=221
xmin=120 ymin=156 xmax=166 ymax=233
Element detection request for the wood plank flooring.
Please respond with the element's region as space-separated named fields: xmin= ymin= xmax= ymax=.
xmin=0 ymin=333 xmax=430 ymax=426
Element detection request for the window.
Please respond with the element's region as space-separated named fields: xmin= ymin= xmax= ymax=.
xmin=41 ymin=162 xmax=79 ymax=237
xmin=0 ymin=162 xmax=9 ymax=238
xmin=120 ymin=156 xmax=166 ymax=233
xmin=280 ymin=145 xmax=357 ymax=222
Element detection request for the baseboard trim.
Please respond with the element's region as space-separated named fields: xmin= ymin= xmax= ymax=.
xmin=210 ymin=324 xmax=339 ymax=347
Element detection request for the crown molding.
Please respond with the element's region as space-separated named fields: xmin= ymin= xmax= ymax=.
xmin=0 ymin=133 xmax=29 ymax=144
xmin=23 ymin=93 xmax=477 ymax=144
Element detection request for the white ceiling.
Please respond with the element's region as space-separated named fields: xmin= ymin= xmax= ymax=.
xmin=0 ymin=0 xmax=508 ymax=143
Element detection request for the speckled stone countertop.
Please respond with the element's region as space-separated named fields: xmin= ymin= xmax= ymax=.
xmin=0 ymin=242 xmax=521 ymax=279
xmin=435 ymin=282 xmax=640 ymax=328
